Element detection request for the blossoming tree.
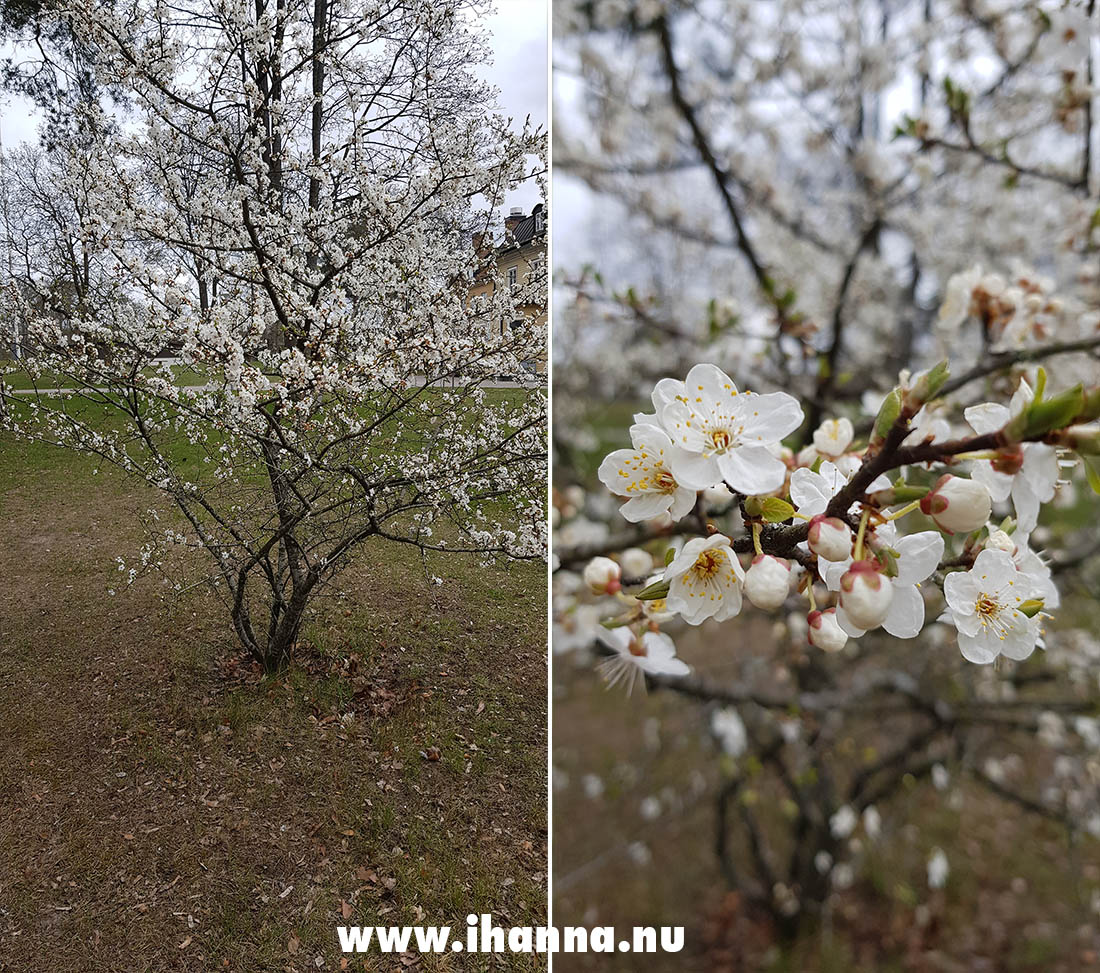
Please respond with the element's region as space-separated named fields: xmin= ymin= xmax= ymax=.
xmin=553 ymin=0 xmax=1100 ymax=942
xmin=0 ymin=0 xmax=547 ymax=673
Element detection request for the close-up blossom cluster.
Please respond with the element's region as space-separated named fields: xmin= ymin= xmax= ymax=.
xmin=585 ymin=356 xmax=1091 ymax=677
xmin=581 ymin=359 xmax=1095 ymax=677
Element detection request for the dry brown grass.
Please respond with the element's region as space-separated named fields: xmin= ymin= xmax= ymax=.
xmin=0 ymin=434 xmax=547 ymax=971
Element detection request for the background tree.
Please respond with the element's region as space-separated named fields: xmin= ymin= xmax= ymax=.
xmin=1 ymin=0 xmax=547 ymax=673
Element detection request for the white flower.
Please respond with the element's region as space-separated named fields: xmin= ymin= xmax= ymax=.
xmin=791 ymin=462 xmax=888 ymax=563
xmin=583 ymin=556 xmax=621 ymax=595
xmin=863 ymin=806 xmax=882 ymax=840
xmin=663 ymin=534 xmax=745 ymax=624
xmin=743 ymin=554 xmax=792 ymax=611
xmin=807 ymin=516 xmax=853 ymax=562
xmin=790 ymin=461 xmax=848 ymax=517
xmin=830 ymin=805 xmax=858 ymax=839
xmin=711 ymin=707 xmax=747 ymax=756
xmin=596 ymin=627 xmax=690 ymax=694
xmin=812 ymin=417 xmax=854 ymax=457
xmin=657 ymin=363 xmax=803 ymax=496
xmin=1014 ymin=542 xmax=1059 ymax=611
xmin=937 ymin=266 xmax=981 ymax=334
xmin=919 ymin=474 xmax=992 ymax=535
xmin=619 ymin=547 xmax=654 ymax=578
xmin=808 ymin=607 xmax=848 ymax=652
xmin=598 ymin=422 xmax=698 ymax=523
xmin=943 ymin=548 xmax=1041 ymax=664
xmin=964 ymin=380 xmax=1060 ymax=535
xmin=984 ymin=529 xmax=1059 ymax=610
xmin=835 ymin=530 xmax=944 ymax=639
xmin=927 ymin=848 xmax=949 ymax=889
xmin=838 ymin=559 xmax=894 ymax=631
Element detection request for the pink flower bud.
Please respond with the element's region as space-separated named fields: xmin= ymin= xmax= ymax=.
xmin=839 ymin=559 xmax=894 ymax=630
xmin=919 ymin=474 xmax=992 ymax=534
xmin=743 ymin=554 xmax=792 ymax=611
xmin=583 ymin=556 xmax=621 ymax=595
xmin=807 ymin=515 xmax=853 ymax=562
xmin=808 ymin=607 xmax=848 ymax=653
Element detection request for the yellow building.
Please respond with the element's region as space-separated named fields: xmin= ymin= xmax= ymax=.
xmin=470 ymin=203 xmax=547 ymax=374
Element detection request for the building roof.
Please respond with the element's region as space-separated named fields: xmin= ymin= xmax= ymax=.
xmin=502 ymin=203 xmax=546 ymax=252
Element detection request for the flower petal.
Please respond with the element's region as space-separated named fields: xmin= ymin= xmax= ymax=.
xmin=958 ymin=630 xmax=1000 ymax=664
xmin=970 ymin=548 xmax=1018 ymax=589
xmin=717 ymin=445 xmax=787 ymax=496
xmin=668 ymin=486 xmax=698 ymax=521
xmin=739 ymin=391 xmax=804 ymax=443
xmin=789 ymin=467 xmax=832 ymax=516
xmin=970 ymin=460 xmax=1013 ymax=503
xmin=835 ymin=606 xmax=867 ymax=638
xmin=998 ymin=613 xmax=1039 ymax=662
xmin=964 ymin=402 xmax=1011 ymax=436
xmin=667 ymin=449 xmax=721 ymax=491
xmin=894 ymin=531 xmax=945 ymax=586
xmin=882 ymin=583 xmax=924 ymax=638
xmin=620 ymin=492 xmax=674 ymax=522
xmin=1020 ymin=443 xmax=1059 ymax=503
xmin=943 ymin=569 xmax=979 ymax=612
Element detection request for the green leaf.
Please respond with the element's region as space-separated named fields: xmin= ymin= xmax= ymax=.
xmin=1033 ymin=366 xmax=1047 ymax=402
xmin=1018 ymin=599 xmax=1045 ymax=618
xmin=761 ymin=497 xmax=795 ymax=523
xmin=1084 ymin=457 xmax=1100 ymax=496
xmin=873 ymin=388 xmax=903 ymax=442
xmin=636 ymin=578 xmax=671 ymax=601
xmin=1018 ymin=384 xmax=1084 ymax=438
xmin=923 ymin=360 xmax=950 ymax=399
xmin=664 ymin=546 xmax=676 ymax=566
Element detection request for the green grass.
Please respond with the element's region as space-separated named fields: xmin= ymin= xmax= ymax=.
xmin=1 ymin=359 xmax=210 ymax=391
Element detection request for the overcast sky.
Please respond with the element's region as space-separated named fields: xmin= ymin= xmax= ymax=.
xmin=481 ymin=0 xmax=547 ymax=216
xmin=0 ymin=2 xmax=548 ymax=212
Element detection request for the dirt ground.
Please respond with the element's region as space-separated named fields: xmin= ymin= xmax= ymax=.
xmin=0 ymin=435 xmax=548 ymax=971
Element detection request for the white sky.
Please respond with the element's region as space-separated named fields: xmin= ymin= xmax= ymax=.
xmin=481 ymin=0 xmax=548 ymax=215
xmin=0 ymin=1 xmax=548 ymax=212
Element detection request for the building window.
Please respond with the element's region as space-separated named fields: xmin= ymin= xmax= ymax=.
xmin=507 ymin=266 xmax=518 ymax=289
xmin=534 ymin=211 xmax=544 ymax=233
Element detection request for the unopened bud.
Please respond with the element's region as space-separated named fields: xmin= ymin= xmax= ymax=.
xmin=619 ymin=548 xmax=654 ymax=579
xmin=743 ymin=555 xmax=792 ymax=611
xmin=583 ymin=556 xmax=621 ymax=595
xmin=920 ymin=474 xmax=992 ymax=534
xmin=807 ymin=515 xmax=853 ymax=562
xmin=839 ymin=559 xmax=894 ymax=630
xmin=808 ymin=608 xmax=849 ymax=652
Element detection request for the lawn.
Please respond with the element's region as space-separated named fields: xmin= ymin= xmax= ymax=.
xmin=0 ymin=425 xmax=548 ymax=971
